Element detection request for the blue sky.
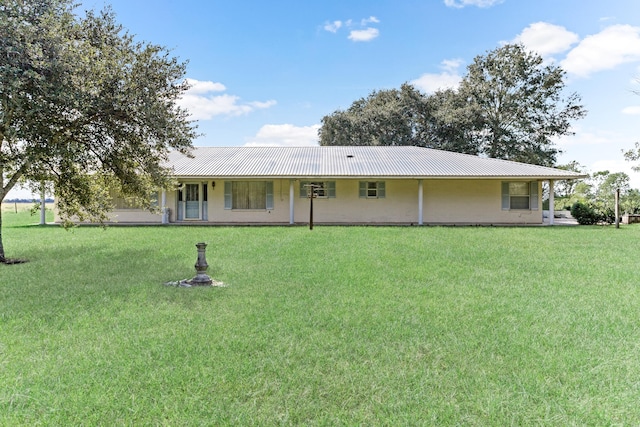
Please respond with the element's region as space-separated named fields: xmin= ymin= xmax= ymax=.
xmin=9 ymin=0 xmax=640 ymax=197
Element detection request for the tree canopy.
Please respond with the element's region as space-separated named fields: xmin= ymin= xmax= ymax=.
xmin=0 ymin=0 xmax=197 ymax=262
xmin=318 ymin=84 xmax=483 ymax=155
xmin=460 ymin=44 xmax=586 ymax=166
xmin=319 ymin=44 xmax=586 ymax=167
xmin=623 ymin=142 xmax=640 ymax=172
xmin=319 ymin=84 xmax=428 ymax=148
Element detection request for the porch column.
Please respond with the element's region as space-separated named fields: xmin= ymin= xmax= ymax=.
xmin=161 ymin=189 xmax=168 ymax=224
xmin=289 ymin=180 xmax=295 ymax=225
xmin=418 ymin=179 xmax=424 ymax=225
xmin=548 ymin=180 xmax=555 ymax=225
xmin=40 ymin=185 xmax=46 ymax=225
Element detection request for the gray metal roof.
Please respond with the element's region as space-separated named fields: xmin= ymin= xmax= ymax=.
xmin=167 ymin=146 xmax=586 ymax=180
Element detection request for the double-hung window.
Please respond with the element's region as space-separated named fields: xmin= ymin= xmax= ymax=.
xmin=501 ymin=181 xmax=538 ymax=210
xmin=359 ymin=181 xmax=386 ymax=199
xmin=224 ymin=181 xmax=274 ymax=210
xmin=299 ymin=181 xmax=336 ymax=198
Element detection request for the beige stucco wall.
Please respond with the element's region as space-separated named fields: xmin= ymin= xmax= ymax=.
xmin=291 ymin=180 xmax=418 ymax=224
xmin=161 ymin=178 xmax=542 ymax=225
xmin=104 ymin=210 xmax=163 ymax=223
xmin=55 ymin=178 xmax=542 ymax=225
xmin=423 ymin=180 xmax=542 ymax=224
xmin=54 ymin=208 xmax=162 ymax=224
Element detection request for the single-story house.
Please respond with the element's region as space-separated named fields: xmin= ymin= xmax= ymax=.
xmin=72 ymin=146 xmax=587 ymax=225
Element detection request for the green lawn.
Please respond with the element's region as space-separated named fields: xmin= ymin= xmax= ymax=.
xmin=1 ymin=209 xmax=639 ymax=425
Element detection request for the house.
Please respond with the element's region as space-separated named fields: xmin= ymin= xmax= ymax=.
xmin=85 ymin=146 xmax=587 ymax=225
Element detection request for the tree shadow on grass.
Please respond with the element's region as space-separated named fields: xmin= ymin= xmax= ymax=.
xmin=1 ymin=258 xmax=28 ymax=265
xmin=5 ymin=223 xmax=60 ymax=229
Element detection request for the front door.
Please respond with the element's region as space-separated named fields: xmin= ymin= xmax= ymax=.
xmin=185 ymin=183 xmax=200 ymax=219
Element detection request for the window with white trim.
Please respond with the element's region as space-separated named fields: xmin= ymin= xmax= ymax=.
xmin=359 ymin=181 xmax=386 ymax=199
xmin=299 ymin=181 xmax=336 ymax=198
xmin=501 ymin=181 xmax=538 ymax=210
xmin=224 ymin=181 xmax=274 ymax=210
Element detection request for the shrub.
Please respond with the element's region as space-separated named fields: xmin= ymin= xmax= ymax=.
xmin=571 ymin=202 xmax=600 ymax=225
xmin=598 ymin=206 xmax=616 ymax=224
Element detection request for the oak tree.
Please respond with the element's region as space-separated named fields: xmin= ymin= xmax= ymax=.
xmin=319 ymin=44 xmax=586 ymax=167
xmin=459 ymin=44 xmax=586 ymax=166
xmin=0 ymin=0 xmax=197 ymax=262
xmin=319 ymin=84 xmax=482 ymax=155
xmin=319 ymin=84 xmax=429 ymax=147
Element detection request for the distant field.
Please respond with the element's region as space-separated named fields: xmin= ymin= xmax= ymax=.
xmin=1 ymin=212 xmax=639 ymax=425
xmin=2 ymin=201 xmax=35 ymax=213
xmin=1 ymin=201 xmax=54 ymax=223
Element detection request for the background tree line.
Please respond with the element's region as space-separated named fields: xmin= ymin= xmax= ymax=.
xmin=319 ymin=44 xmax=587 ymax=167
xmin=553 ymin=163 xmax=640 ymax=225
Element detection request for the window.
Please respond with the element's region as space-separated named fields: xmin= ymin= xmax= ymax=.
xmin=501 ymin=181 xmax=539 ymax=210
xmin=300 ymin=181 xmax=336 ymax=198
xmin=224 ymin=181 xmax=274 ymax=210
xmin=359 ymin=181 xmax=386 ymax=199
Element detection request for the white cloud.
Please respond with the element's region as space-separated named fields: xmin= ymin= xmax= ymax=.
xmin=411 ymin=59 xmax=464 ymax=93
xmin=184 ymin=78 xmax=226 ymax=94
xmin=561 ymin=25 xmax=640 ymax=78
xmin=440 ymin=58 xmax=464 ymax=73
xmin=513 ymin=22 xmax=579 ymax=58
xmin=178 ymin=79 xmax=276 ymax=120
xmin=244 ymin=124 xmax=320 ymax=147
xmin=324 ymin=20 xmax=342 ymax=33
xmin=361 ymin=16 xmax=380 ymax=25
xmin=348 ymin=28 xmax=380 ymax=42
xmin=444 ymin=0 xmax=503 ymax=8
xmin=622 ymin=105 xmax=640 ymax=115
xmin=555 ymin=126 xmax=616 ymax=147
xmin=324 ymin=16 xmax=380 ymax=42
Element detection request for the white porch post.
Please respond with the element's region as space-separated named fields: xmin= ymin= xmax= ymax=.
xmin=418 ymin=179 xmax=424 ymax=225
xmin=40 ymin=185 xmax=46 ymax=225
xmin=161 ymin=189 xmax=168 ymax=224
xmin=548 ymin=180 xmax=555 ymax=225
xmin=289 ymin=180 xmax=295 ymax=225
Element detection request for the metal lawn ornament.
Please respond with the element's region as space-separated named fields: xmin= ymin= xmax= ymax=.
xmin=305 ymin=183 xmax=321 ymax=230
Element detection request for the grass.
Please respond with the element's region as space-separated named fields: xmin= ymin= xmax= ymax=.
xmin=1 ymin=208 xmax=640 ymax=425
